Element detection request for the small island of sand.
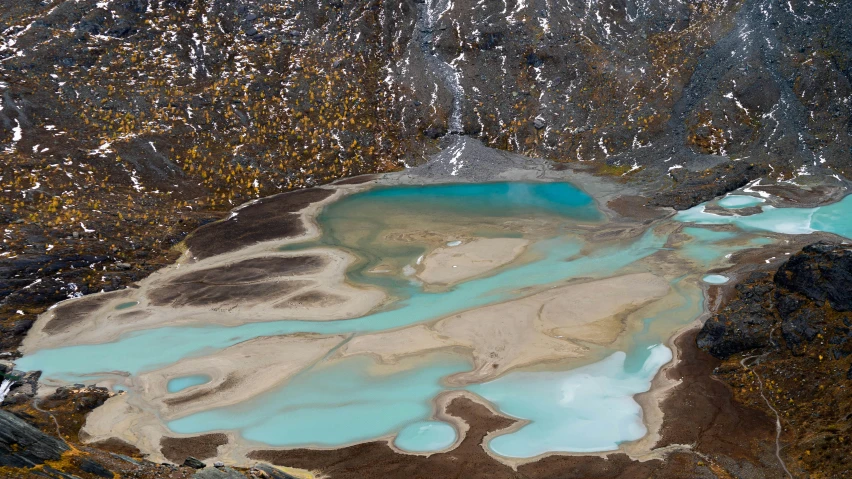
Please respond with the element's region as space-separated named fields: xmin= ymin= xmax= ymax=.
xmin=416 ymin=238 xmax=530 ymax=286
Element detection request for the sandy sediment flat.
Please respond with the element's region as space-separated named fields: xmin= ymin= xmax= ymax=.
xmin=416 ymin=238 xmax=530 ymax=285
xmin=339 ymin=272 xmax=671 ymax=384
xmin=21 ymin=247 xmax=383 ymax=352
xmin=21 ymin=182 xmax=382 ymax=353
xmin=139 ymin=334 xmax=346 ymax=419
xmin=80 ymin=333 xmax=345 ymax=463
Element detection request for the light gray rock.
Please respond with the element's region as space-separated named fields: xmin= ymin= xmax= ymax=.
xmin=194 ymin=466 xmax=245 ymax=479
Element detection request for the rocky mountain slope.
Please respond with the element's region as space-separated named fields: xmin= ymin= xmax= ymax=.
xmin=698 ymin=241 xmax=852 ymax=477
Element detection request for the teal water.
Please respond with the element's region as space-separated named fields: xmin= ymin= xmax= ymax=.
xmin=472 ymin=279 xmax=700 ymax=457
xmin=283 ymin=181 xmax=603 ymax=297
xmin=167 ymin=374 xmax=211 ymax=393
xmin=115 ymin=301 xmax=138 ymax=310
xmin=717 ymin=195 xmax=764 ymax=209
xmin=394 ymin=421 xmax=457 ymax=452
xmin=169 ymin=354 xmax=470 ymax=448
xmin=326 ymin=182 xmax=603 ymax=221
xmin=675 ymin=194 xmax=852 ymax=239
xmin=471 ymin=345 xmax=672 ymax=456
xmin=679 ymin=227 xmax=773 ymax=267
xmin=19 ymin=183 xmax=850 ymax=458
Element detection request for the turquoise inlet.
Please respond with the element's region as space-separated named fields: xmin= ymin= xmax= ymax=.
xmin=716 ymin=195 xmax=764 ymax=209
xmin=471 ymin=345 xmax=672 ymax=456
xmin=167 ymin=375 xmax=211 ymax=393
xmin=115 ymin=301 xmax=138 ymax=310
xmin=394 ymin=421 xmax=457 ymax=453
xmin=703 ymin=275 xmax=729 ymax=285
xmin=679 ymin=227 xmax=773 ymax=267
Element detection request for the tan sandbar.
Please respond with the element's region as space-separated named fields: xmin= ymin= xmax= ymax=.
xmin=339 ymin=272 xmax=671 ymax=384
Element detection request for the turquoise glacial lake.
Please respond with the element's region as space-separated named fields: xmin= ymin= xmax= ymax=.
xmin=16 ymin=182 xmax=852 ymax=458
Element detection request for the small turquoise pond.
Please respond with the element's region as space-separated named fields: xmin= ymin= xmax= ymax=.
xmin=703 ymin=275 xmax=729 ymax=285
xmin=716 ymin=195 xmax=764 ymax=209
xmin=167 ymin=375 xmax=211 ymax=393
xmin=115 ymin=301 xmax=138 ymax=310
xmin=394 ymin=421 xmax=457 ymax=452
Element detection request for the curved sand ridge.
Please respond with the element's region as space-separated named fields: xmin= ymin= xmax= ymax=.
xmin=81 ymin=334 xmax=347 ymax=459
xmin=339 ymin=273 xmax=670 ymax=384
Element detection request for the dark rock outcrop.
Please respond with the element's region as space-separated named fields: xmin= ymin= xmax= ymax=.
xmin=698 ymin=241 xmax=852 ymax=359
xmin=697 ymin=272 xmax=777 ymax=358
xmin=651 ymin=162 xmax=767 ymax=210
xmin=774 ymin=242 xmax=852 ymax=312
xmin=183 ymin=456 xmax=207 ymax=469
xmin=0 ymin=409 xmax=69 ymax=468
xmin=697 ymin=241 xmax=852 ymax=476
xmin=77 ymin=458 xmax=115 ymax=478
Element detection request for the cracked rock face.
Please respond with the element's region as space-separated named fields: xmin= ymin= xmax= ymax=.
xmin=774 ymin=242 xmax=852 ymax=313
xmin=0 ymin=409 xmax=69 ymax=468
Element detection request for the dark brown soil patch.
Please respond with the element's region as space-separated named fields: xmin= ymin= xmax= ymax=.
xmin=171 ymin=256 xmax=326 ymax=285
xmin=149 ymin=280 xmax=310 ymax=307
xmin=113 ymin=310 xmax=150 ymax=321
xmin=185 ymin=188 xmax=334 ymax=260
xmin=42 ymin=294 xmax=113 ymax=334
xmin=87 ymin=438 xmax=143 ymax=457
xmin=606 ymin=195 xmax=668 ymax=222
xmin=333 ymin=174 xmax=379 ymax=185
xmin=160 ymin=434 xmax=229 ymax=464
xmin=657 ymin=329 xmax=780 ymax=468
xmin=274 ymin=290 xmax=344 ymax=308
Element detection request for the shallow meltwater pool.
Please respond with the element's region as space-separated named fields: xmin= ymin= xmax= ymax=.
xmin=167 ymin=375 xmax=211 ymax=393
xmin=16 ymin=182 xmax=852 ymax=460
xmin=675 ymin=193 xmax=852 ymax=238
